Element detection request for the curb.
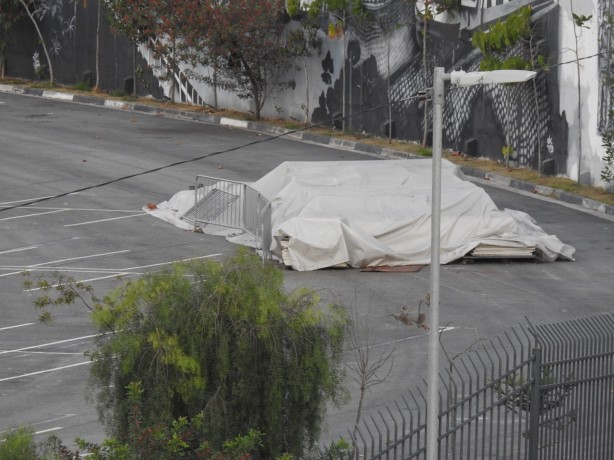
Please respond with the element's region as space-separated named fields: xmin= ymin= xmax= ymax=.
xmin=3 ymin=83 xmax=613 ymax=217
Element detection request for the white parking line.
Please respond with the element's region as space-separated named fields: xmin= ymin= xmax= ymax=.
xmin=0 ymin=270 xmax=28 ymax=278
xmin=121 ymin=253 xmax=223 ymax=271
xmin=25 ymin=273 xmax=138 ymax=291
xmin=5 ymin=254 xmax=221 ymax=286
xmin=35 ymin=427 xmax=63 ymax=435
xmin=0 ymin=209 xmax=68 ymax=221
xmin=7 ymin=253 xmax=221 ymax=276
xmin=18 ymin=351 xmax=84 ymax=356
xmin=0 ymin=323 xmax=35 ymax=331
xmin=0 ymin=205 xmax=141 ymax=212
xmin=0 ymin=416 xmax=76 ymax=434
xmin=0 ymin=246 xmax=37 ymax=255
xmin=0 ymin=334 xmax=99 ymax=356
xmin=0 ymin=250 xmax=132 ymax=279
xmin=0 ymin=362 xmax=91 ymax=382
xmin=0 ymin=266 xmax=133 ymax=273
xmin=34 ymin=414 xmax=76 ymax=426
xmin=27 ymin=250 xmax=131 ymax=268
xmin=0 ymin=195 xmax=58 ymax=205
xmin=64 ymin=212 xmax=148 ymax=227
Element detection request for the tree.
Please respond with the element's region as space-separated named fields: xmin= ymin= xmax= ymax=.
xmin=105 ymin=0 xmax=156 ymax=96
xmin=94 ymin=0 xmax=101 ymax=90
xmin=17 ymin=0 xmax=57 ymax=84
xmin=471 ymin=6 xmax=547 ymax=172
xmin=29 ymin=250 xmax=348 ymax=459
xmin=188 ymin=0 xmax=299 ymax=120
xmin=570 ymin=5 xmax=592 ymax=184
xmin=347 ymin=307 xmax=394 ymax=444
xmin=0 ymin=0 xmax=23 ymax=78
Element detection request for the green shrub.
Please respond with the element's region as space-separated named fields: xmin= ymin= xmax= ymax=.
xmin=0 ymin=426 xmax=36 ymax=460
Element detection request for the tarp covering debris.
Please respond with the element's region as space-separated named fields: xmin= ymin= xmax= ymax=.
xmin=251 ymin=160 xmax=575 ymax=270
xmin=145 ymin=159 xmax=576 ymax=271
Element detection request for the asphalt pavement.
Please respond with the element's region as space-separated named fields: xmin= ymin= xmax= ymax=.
xmin=1 ymin=89 xmax=613 ymax=448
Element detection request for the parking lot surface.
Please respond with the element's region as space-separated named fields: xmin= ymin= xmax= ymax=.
xmin=1 ymin=92 xmax=613 ymax=446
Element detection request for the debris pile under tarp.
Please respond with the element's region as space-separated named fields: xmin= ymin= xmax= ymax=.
xmin=145 ymin=159 xmax=576 ymax=271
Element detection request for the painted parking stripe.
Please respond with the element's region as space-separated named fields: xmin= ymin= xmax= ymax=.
xmin=1 ymin=266 xmax=138 ymax=275
xmin=0 ymin=323 xmax=35 ymax=331
xmin=0 ymin=246 xmax=37 ymax=255
xmin=0 ymin=334 xmax=99 ymax=355
xmin=64 ymin=212 xmax=148 ymax=227
xmin=0 ymin=205 xmax=139 ymax=212
xmin=25 ymin=273 xmax=136 ymax=291
xmin=27 ymin=249 xmax=131 ymax=268
xmin=0 ymin=362 xmax=91 ymax=382
xmin=0 ymin=209 xmax=68 ymax=221
xmin=0 ymin=249 xmax=132 ymax=279
xmin=35 ymin=427 xmax=63 ymax=435
xmin=122 ymin=253 xmax=223 ymax=271
xmin=6 ymin=254 xmax=221 ymax=285
xmin=0 ymin=195 xmax=58 ymax=205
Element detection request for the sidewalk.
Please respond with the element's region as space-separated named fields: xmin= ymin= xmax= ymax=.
xmin=2 ymin=82 xmax=613 ymax=217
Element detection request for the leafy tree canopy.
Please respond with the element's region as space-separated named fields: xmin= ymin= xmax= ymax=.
xmin=472 ymin=6 xmax=532 ymax=55
xmin=31 ymin=249 xmax=348 ymax=458
xmin=471 ymin=6 xmax=536 ymax=71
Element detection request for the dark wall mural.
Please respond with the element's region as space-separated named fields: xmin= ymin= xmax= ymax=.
xmin=311 ymin=0 xmax=570 ymax=176
xmin=5 ymin=1 xmax=162 ymax=97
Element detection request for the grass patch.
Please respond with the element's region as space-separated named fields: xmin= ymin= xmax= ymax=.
xmin=446 ymin=154 xmax=614 ymax=206
xmin=71 ymin=81 xmax=93 ymax=92
xmin=108 ymin=89 xmax=133 ymax=99
xmin=416 ymin=146 xmax=432 ymax=157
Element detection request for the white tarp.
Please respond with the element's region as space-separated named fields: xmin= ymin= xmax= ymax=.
xmin=145 ymin=159 xmax=575 ymax=271
xmin=250 ymin=159 xmax=575 ymax=271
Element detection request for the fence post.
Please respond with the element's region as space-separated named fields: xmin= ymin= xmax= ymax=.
xmin=528 ymin=347 xmax=542 ymax=460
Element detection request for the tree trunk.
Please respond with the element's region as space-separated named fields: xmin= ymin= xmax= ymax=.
xmin=571 ymin=0 xmax=583 ymax=184
xmin=352 ymin=386 xmax=366 ymax=442
xmin=132 ymin=41 xmax=137 ymax=97
xmin=95 ymin=0 xmax=101 ymax=90
xmin=19 ymin=0 xmax=54 ymax=85
xmin=421 ymin=1 xmax=430 ymax=147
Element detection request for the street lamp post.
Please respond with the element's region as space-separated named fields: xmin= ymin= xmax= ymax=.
xmin=426 ymin=67 xmax=537 ymax=460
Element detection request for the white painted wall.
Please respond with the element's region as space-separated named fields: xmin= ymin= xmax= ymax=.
xmin=158 ymin=30 xmax=344 ymax=124
xmin=557 ymin=0 xmax=604 ymax=186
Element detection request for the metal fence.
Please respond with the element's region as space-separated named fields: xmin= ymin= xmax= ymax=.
xmin=181 ymin=176 xmax=271 ymax=260
xmin=339 ymin=313 xmax=614 ymax=460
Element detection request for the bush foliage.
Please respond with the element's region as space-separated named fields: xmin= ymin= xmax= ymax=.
xmin=30 ymin=250 xmax=348 ymax=458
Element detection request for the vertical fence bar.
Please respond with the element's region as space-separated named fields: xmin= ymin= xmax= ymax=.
xmin=332 ymin=314 xmax=614 ymax=460
xmin=528 ymin=348 xmax=542 ymax=460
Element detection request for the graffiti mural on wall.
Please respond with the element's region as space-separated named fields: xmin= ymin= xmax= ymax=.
xmin=311 ymin=0 xmax=569 ymax=175
xmin=4 ymin=0 xmax=161 ymax=96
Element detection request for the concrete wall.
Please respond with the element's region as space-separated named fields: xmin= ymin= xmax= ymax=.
xmin=556 ymin=0 xmax=604 ymax=185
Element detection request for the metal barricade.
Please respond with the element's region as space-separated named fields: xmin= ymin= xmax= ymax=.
xmin=182 ymin=176 xmax=271 ymax=260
